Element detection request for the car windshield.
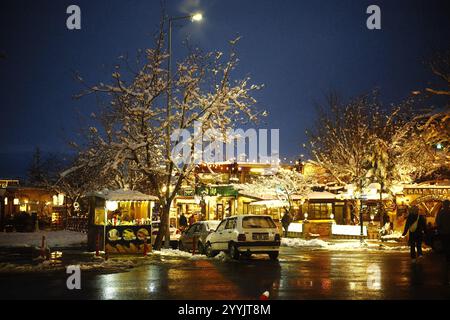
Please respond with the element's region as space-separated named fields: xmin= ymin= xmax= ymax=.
xmin=206 ymin=221 xmax=220 ymax=231
xmin=242 ymin=216 xmax=276 ymax=229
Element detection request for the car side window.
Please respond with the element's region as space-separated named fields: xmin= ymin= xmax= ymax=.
xmin=225 ymin=218 xmax=236 ymax=229
xmin=216 ymin=220 xmax=227 ymax=232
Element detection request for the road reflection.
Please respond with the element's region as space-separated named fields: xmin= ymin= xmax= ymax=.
xmin=89 ymin=248 xmax=450 ymax=300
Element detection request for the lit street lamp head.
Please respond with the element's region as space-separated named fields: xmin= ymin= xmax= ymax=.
xmin=191 ymin=13 xmax=203 ymax=22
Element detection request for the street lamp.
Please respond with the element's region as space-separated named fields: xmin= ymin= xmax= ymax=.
xmin=191 ymin=13 xmax=203 ymax=22
xmin=165 ymin=12 xmax=204 ymax=248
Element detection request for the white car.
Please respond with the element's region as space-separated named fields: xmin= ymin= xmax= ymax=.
xmin=205 ymin=215 xmax=281 ymax=260
xmin=151 ymin=221 xmax=180 ymax=249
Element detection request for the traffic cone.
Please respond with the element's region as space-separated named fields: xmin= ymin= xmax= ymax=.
xmin=259 ymin=291 xmax=270 ymax=300
xmin=143 ymin=238 xmax=148 ymax=256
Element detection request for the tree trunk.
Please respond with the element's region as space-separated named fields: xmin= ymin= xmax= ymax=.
xmin=379 ymin=182 xmax=384 ymax=228
xmin=154 ymin=204 xmax=171 ymax=250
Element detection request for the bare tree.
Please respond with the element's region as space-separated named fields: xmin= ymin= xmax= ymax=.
xmin=236 ymin=168 xmax=311 ymax=216
xmin=72 ymin=17 xmax=263 ymax=249
xmin=305 ymin=91 xmax=380 ymax=188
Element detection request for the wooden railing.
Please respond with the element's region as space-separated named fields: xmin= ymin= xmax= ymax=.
xmin=65 ymin=216 xmax=89 ymax=233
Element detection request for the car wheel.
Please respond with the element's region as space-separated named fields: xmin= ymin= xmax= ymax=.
xmin=197 ymin=241 xmax=204 ymax=254
xmin=178 ymin=241 xmax=185 ymax=251
xmin=205 ymin=243 xmax=217 ymax=258
xmin=229 ymin=242 xmax=240 ymax=260
xmin=268 ymin=252 xmax=279 ymax=260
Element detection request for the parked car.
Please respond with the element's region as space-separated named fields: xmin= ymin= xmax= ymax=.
xmin=205 ymin=215 xmax=281 ymax=260
xmin=151 ymin=221 xmax=180 ymax=249
xmin=178 ymin=220 xmax=221 ymax=254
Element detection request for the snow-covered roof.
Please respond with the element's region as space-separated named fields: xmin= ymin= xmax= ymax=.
xmin=306 ymin=191 xmax=337 ymax=200
xmin=249 ymin=200 xmax=289 ymax=208
xmin=88 ymin=189 xmax=158 ymax=201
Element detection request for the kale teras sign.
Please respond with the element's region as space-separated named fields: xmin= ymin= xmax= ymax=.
xmin=404 ymin=187 xmax=450 ymax=196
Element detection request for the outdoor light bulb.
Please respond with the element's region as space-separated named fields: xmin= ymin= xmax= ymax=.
xmin=192 ymin=13 xmax=203 ymax=22
xmin=106 ymin=201 xmax=118 ymax=212
xmin=436 ymin=143 xmax=443 ymax=150
xmin=304 ymin=213 xmax=308 ymax=219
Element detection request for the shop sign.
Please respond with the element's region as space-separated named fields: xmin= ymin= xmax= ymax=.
xmin=178 ymin=188 xmax=195 ymax=197
xmin=196 ymin=185 xmax=238 ymax=197
xmin=404 ymin=187 xmax=450 ymax=196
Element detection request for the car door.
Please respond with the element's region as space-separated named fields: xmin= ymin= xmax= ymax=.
xmin=211 ymin=219 xmax=227 ymax=250
xmin=223 ymin=218 xmax=237 ymax=248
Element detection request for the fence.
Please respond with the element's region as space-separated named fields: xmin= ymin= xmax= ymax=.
xmin=66 ymin=216 xmax=89 ymax=233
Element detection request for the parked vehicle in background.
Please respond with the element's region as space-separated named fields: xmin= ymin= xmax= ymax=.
xmin=151 ymin=221 xmax=181 ymax=249
xmin=205 ymin=215 xmax=281 ymax=260
xmin=178 ymin=220 xmax=221 ymax=254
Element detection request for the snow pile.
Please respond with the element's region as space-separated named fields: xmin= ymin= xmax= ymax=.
xmin=281 ymin=238 xmax=329 ymax=248
xmin=380 ymin=232 xmax=404 ymax=241
xmin=0 ymin=230 xmax=87 ymax=248
xmin=150 ymin=248 xmax=207 ymax=260
xmin=282 ymin=237 xmax=411 ymax=252
xmin=214 ymin=251 xmax=233 ymax=262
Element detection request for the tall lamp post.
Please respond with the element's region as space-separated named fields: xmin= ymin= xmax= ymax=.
xmin=164 ymin=12 xmax=203 ymax=248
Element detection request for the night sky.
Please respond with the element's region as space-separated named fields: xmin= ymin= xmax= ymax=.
xmin=1 ymin=0 xmax=449 ymax=179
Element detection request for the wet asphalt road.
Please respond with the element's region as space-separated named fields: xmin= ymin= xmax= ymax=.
xmin=1 ymin=247 xmax=450 ymax=300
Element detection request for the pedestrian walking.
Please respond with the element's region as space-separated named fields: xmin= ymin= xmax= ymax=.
xmin=436 ymin=200 xmax=450 ymax=281
xmin=281 ymin=210 xmax=293 ymax=238
xmin=402 ymin=205 xmax=426 ymax=263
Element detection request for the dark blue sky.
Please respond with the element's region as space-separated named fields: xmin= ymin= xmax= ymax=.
xmin=1 ymin=0 xmax=449 ymax=178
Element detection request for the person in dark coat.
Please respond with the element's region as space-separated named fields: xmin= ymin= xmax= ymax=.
xmin=281 ymin=210 xmax=293 ymax=237
xmin=402 ymin=205 xmax=426 ymax=262
xmin=179 ymin=213 xmax=188 ymax=231
xmin=436 ymin=200 xmax=450 ymax=264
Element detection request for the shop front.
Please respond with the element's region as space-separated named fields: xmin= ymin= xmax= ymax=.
xmin=0 ymin=182 xmax=62 ymax=231
xmin=194 ymin=185 xmax=238 ymax=221
xmin=87 ymin=189 xmax=158 ymax=253
xmin=395 ymin=183 xmax=450 ymax=227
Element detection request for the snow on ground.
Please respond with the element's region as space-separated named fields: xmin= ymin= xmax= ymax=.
xmin=0 ymin=230 xmax=87 ymax=248
xmin=150 ymin=248 xmax=207 ymax=260
xmin=0 ymin=257 xmax=139 ymax=273
xmin=380 ymin=232 xmax=404 ymax=241
xmin=281 ymin=238 xmax=329 ymax=248
xmin=281 ymin=237 xmax=411 ymax=251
